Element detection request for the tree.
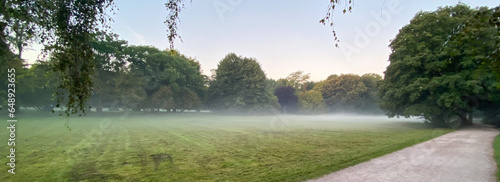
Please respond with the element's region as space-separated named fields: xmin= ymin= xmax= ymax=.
xmin=360 ymin=73 xmax=383 ymax=113
xmin=379 ymin=4 xmax=499 ymax=127
xmin=91 ymin=33 xmax=128 ymax=112
xmin=303 ymin=81 xmax=316 ymax=91
xmin=276 ymin=71 xmax=312 ymax=93
xmin=152 ymin=86 xmax=174 ymax=111
xmin=174 ymin=87 xmax=202 ymax=111
xmin=126 ymin=46 xmax=205 ymax=112
xmin=298 ymin=90 xmax=327 ymax=114
xmin=321 ymin=74 xmax=367 ymax=112
xmin=17 ymin=63 xmax=58 ymax=111
xmin=462 ymin=6 xmax=500 ymax=83
xmin=274 ymin=86 xmax=298 ymax=114
xmin=0 ymin=56 xmax=24 ymax=110
xmin=1 ymin=0 xmax=115 ymax=116
xmin=208 ymin=53 xmax=277 ymax=113
xmin=285 ymin=71 xmax=311 ymax=91
xmin=112 ymin=70 xmax=147 ymax=111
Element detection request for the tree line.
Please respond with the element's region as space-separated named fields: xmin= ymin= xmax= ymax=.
xmin=13 ymin=35 xmax=383 ymax=115
xmin=1 ymin=0 xmax=355 ymax=116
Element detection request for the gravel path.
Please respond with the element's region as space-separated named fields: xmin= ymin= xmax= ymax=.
xmin=307 ymin=124 xmax=500 ymax=182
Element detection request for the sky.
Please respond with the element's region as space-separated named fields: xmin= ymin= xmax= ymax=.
xmin=22 ymin=0 xmax=499 ymax=81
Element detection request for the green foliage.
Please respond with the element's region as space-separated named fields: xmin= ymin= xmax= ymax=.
xmin=298 ymin=90 xmax=327 ymax=114
xmin=494 ymin=134 xmax=500 ymax=180
xmin=360 ymin=73 xmax=383 ymax=113
xmin=174 ymin=87 xmax=202 ymax=111
xmin=127 ymin=46 xmax=205 ymax=112
xmin=462 ymin=6 xmax=500 ymax=83
xmin=91 ymin=33 xmax=128 ymax=112
xmin=379 ymin=4 xmax=500 ymax=127
xmin=299 ymin=73 xmax=382 ymax=114
xmin=152 ymin=86 xmax=175 ymax=111
xmin=276 ymin=71 xmax=312 ymax=93
xmin=321 ymin=74 xmax=368 ymax=112
xmin=286 ymin=71 xmax=311 ymax=91
xmin=1 ymin=0 xmax=115 ymax=116
xmin=208 ymin=53 xmax=276 ymax=113
xmin=112 ymin=70 xmax=147 ymax=111
xmin=0 ymin=56 xmax=24 ymax=107
xmin=17 ymin=63 xmax=59 ymax=111
xmin=303 ymin=81 xmax=316 ymax=91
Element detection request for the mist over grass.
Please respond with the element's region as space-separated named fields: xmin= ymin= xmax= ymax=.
xmin=1 ymin=111 xmax=448 ymax=181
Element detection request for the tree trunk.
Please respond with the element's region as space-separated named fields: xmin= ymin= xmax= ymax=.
xmin=430 ymin=113 xmax=447 ymax=128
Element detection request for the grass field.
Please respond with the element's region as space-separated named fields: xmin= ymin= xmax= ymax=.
xmin=0 ymin=111 xmax=451 ymax=182
xmin=494 ymin=133 xmax=500 ymax=182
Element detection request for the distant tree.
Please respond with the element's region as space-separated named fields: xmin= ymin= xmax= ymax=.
xmin=265 ymin=79 xmax=281 ymax=94
xmin=321 ymin=74 xmax=367 ymax=112
xmin=277 ymin=71 xmax=311 ymax=93
xmin=303 ymin=81 xmax=316 ymax=91
xmin=326 ymin=74 xmax=339 ymax=81
xmin=127 ymin=46 xmax=205 ymax=112
xmin=360 ymin=73 xmax=383 ymax=113
xmin=298 ymin=90 xmax=327 ymax=114
xmin=0 ymin=57 xmax=24 ymax=110
xmin=91 ymin=33 xmax=128 ymax=112
xmin=152 ymin=86 xmax=175 ymax=112
xmin=17 ymin=63 xmax=58 ymax=111
xmin=208 ymin=53 xmax=277 ymax=113
xmin=174 ymin=87 xmax=202 ymax=111
xmin=286 ymin=71 xmax=311 ymax=91
xmin=311 ymin=80 xmax=328 ymax=92
xmin=274 ymin=86 xmax=298 ymax=114
xmin=112 ymin=70 xmax=147 ymax=111
xmin=379 ymin=4 xmax=499 ymax=127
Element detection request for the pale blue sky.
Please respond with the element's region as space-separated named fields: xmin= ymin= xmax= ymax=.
xmin=23 ymin=0 xmax=499 ymax=81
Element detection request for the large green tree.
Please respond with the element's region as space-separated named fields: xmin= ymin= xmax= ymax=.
xmin=208 ymin=53 xmax=277 ymax=113
xmin=90 ymin=33 xmax=128 ymax=112
xmin=379 ymin=4 xmax=500 ymax=127
xmin=127 ymin=46 xmax=205 ymax=112
xmin=1 ymin=0 xmax=115 ymax=116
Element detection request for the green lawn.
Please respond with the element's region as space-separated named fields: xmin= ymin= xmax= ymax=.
xmin=494 ymin=133 xmax=500 ymax=182
xmin=0 ymin=111 xmax=451 ymax=182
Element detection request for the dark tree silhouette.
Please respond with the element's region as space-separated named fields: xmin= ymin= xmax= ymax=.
xmin=274 ymin=86 xmax=298 ymax=114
